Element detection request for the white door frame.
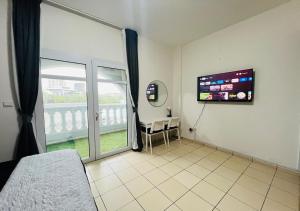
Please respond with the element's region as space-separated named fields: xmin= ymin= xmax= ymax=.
xmin=35 ymin=49 xmax=96 ymax=163
xmin=92 ymin=59 xmax=132 ymax=160
xmin=35 ymin=49 xmax=132 ymax=163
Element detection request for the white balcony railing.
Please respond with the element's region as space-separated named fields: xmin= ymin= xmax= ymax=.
xmin=44 ymin=103 xmax=127 ymax=145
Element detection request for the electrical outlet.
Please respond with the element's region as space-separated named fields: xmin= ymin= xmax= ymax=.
xmin=2 ymin=102 xmax=14 ymax=108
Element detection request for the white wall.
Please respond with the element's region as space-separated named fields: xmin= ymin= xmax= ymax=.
xmin=41 ymin=4 xmax=124 ymax=62
xmin=138 ymin=37 xmax=174 ymax=120
xmin=0 ymin=0 xmax=19 ymax=162
xmin=179 ymin=0 xmax=300 ymax=170
xmin=171 ymin=47 xmax=182 ymax=118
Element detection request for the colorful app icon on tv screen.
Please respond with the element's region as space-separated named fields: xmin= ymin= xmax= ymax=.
xmin=197 ymin=69 xmax=254 ymax=102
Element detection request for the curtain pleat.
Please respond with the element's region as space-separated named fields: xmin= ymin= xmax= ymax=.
xmin=125 ymin=29 xmax=143 ymax=152
xmin=12 ymin=0 xmax=42 ymax=159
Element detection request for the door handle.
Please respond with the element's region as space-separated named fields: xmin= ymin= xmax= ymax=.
xmin=95 ymin=112 xmax=99 ymax=121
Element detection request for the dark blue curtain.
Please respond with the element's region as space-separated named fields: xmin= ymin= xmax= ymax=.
xmin=12 ymin=0 xmax=42 ymax=159
xmin=125 ymin=29 xmax=143 ymax=151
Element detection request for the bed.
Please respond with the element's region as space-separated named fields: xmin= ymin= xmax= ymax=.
xmin=0 ymin=150 xmax=97 ymax=211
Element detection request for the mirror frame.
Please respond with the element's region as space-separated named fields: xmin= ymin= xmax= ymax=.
xmin=146 ymin=80 xmax=168 ymax=107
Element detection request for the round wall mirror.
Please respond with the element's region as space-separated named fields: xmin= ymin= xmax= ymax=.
xmin=146 ymin=80 xmax=168 ymax=107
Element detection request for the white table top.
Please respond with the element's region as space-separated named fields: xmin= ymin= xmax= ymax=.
xmin=140 ymin=117 xmax=179 ymax=127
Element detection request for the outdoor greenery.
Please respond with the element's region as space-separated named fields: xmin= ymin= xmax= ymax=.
xmin=98 ymin=95 xmax=124 ymax=104
xmin=47 ymin=130 xmax=127 ymax=158
xmin=43 ymin=93 xmax=123 ymax=104
xmin=43 ymin=92 xmax=87 ymax=104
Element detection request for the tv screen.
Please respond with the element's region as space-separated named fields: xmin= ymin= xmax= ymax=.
xmin=146 ymin=83 xmax=158 ymax=101
xmin=197 ymin=69 xmax=254 ymax=102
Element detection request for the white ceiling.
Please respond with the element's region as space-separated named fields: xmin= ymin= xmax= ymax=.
xmin=52 ymin=0 xmax=289 ymax=46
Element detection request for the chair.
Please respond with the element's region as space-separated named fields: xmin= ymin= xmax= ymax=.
xmin=142 ymin=120 xmax=167 ymax=154
xmin=166 ymin=117 xmax=181 ymax=144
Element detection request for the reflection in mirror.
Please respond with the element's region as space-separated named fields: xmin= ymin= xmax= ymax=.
xmin=146 ymin=80 xmax=168 ymax=107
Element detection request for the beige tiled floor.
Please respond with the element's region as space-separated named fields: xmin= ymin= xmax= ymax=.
xmin=85 ymin=139 xmax=300 ymax=211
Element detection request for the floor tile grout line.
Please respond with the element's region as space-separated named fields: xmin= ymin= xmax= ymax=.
xmin=111 ymin=149 xmax=178 ymax=211
xmin=109 ymin=163 xmax=146 ymax=211
xmin=90 ymin=158 xmax=272 ymax=211
xmin=106 ymin=140 xmax=189 ymax=210
xmin=187 ymin=154 xmax=234 ymax=208
xmin=217 ymin=162 xmax=281 ymax=211
xmin=85 ymin=169 xmax=109 ymax=210
xmin=140 ymin=143 xmax=220 ymax=210
xmin=89 ymin=141 xmax=233 ymax=210
xmin=90 ymin=140 xmax=200 ymax=177
xmin=88 ymin=140 xmax=289 ymax=211
xmin=132 ymin=140 xmax=204 ymax=210
xmin=259 ymin=167 xmax=278 ymax=211
xmin=90 ymin=153 xmax=147 ymax=210
xmin=212 ymin=159 xmax=253 ymax=210
xmin=240 ymin=165 xmax=278 ymax=189
xmin=91 ymin=143 xmax=180 ymax=201
xmin=193 ymin=155 xmax=242 ymax=193
xmin=140 ymin=144 xmax=215 ymax=210
xmin=164 ymin=152 xmax=234 ymax=210
xmin=133 ymin=142 xmax=213 ymax=178
xmin=94 ymin=148 xmax=212 ymax=207
xmin=264 ymin=174 xmax=300 ymax=197
xmin=99 ymin=195 xmax=108 ymax=211
xmin=207 ymin=161 xmax=252 ymax=192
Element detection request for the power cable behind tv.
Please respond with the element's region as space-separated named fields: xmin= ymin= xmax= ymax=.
xmin=189 ymin=102 xmax=207 ymax=132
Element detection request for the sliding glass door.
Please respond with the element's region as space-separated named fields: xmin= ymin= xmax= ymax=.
xmin=36 ymin=53 xmax=130 ymax=162
xmin=93 ymin=62 xmax=130 ymax=159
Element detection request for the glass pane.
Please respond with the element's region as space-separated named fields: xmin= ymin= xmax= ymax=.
xmin=97 ymin=66 xmax=126 ymax=81
xmin=98 ymin=82 xmax=128 ymax=154
xmin=41 ymin=58 xmax=86 ymax=78
xmin=40 ymin=60 xmax=90 ymax=159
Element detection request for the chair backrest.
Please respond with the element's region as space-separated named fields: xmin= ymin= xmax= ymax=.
xmin=167 ymin=117 xmax=180 ymax=129
xmin=150 ymin=120 xmax=165 ymax=133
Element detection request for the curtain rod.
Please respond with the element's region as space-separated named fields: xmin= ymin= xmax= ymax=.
xmin=42 ymin=0 xmax=123 ymax=31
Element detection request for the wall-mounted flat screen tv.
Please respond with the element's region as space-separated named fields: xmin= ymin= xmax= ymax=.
xmin=197 ymin=69 xmax=254 ymax=102
xmin=146 ymin=83 xmax=158 ymax=101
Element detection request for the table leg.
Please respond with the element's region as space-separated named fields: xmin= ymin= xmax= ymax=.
xmin=145 ymin=128 xmax=148 ymax=152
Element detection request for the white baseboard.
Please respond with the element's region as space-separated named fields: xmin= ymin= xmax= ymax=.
xmin=182 ymin=136 xmax=300 ymax=175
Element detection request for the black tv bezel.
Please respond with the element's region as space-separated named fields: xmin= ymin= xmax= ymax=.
xmin=147 ymin=83 xmax=158 ymax=102
xmin=197 ymin=69 xmax=255 ymax=102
